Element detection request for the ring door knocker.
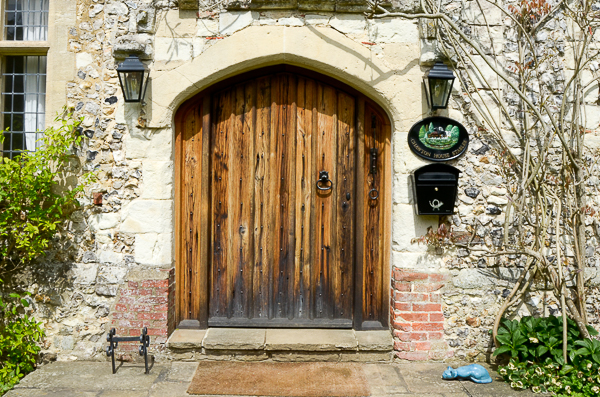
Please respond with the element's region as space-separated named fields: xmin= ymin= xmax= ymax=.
xmin=316 ymin=170 xmax=333 ymax=191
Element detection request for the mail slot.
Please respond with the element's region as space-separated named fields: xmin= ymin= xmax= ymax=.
xmin=412 ymin=164 xmax=461 ymax=215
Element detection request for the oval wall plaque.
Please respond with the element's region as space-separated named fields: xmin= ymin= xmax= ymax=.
xmin=407 ymin=116 xmax=469 ymax=162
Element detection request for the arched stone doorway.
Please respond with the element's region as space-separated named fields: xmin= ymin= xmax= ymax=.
xmin=174 ymin=65 xmax=391 ymax=330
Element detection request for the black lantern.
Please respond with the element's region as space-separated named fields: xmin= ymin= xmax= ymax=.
xmin=412 ymin=163 xmax=460 ymax=215
xmin=116 ymin=55 xmax=149 ymax=103
xmin=423 ymin=62 xmax=455 ymax=110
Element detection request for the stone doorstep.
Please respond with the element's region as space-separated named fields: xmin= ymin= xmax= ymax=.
xmin=166 ymin=328 xmax=393 ymax=354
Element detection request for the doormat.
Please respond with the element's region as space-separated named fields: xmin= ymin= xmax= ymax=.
xmin=187 ymin=361 xmax=371 ymax=396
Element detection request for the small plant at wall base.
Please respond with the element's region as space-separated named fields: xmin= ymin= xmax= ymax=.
xmin=0 ymin=287 xmax=44 ymax=394
xmin=494 ymin=316 xmax=600 ymax=395
xmin=0 ymin=108 xmax=94 ymax=393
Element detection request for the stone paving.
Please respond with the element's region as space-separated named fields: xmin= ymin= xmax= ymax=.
xmin=6 ymin=361 xmax=539 ymax=397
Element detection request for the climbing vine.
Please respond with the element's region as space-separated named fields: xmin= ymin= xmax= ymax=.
xmin=366 ymin=0 xmax=600 ymax=360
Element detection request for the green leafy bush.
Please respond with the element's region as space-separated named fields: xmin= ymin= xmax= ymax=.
xmin=494 ymin=316 xmax=600 ymax=395
xmin=0 ymin=109 xmax=94 ymax=272
xmin=0 ymin=109 xmax=93 ymax=394
xmin=0 ymin=286 xmax=44 ymax=394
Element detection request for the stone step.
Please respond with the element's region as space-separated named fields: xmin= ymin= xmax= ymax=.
xmin=165 ymin=328 xmax=393 ymax=362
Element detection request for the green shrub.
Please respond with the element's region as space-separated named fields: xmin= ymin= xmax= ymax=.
xmin=0 ymin=109 xmax=94 ymax=272
xmin=0 ymin=109 xmax=93 ymax=394
xmin=0 ymin=286 xmax=44 ymax=394
xmin=494 ymin=316 xmax=600 ymax=395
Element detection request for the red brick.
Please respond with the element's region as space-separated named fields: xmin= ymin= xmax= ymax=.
xmin=129 ymin=329 xmax=141 ymax=336
xmin=428 ymin=332 xmax=444 ymax=340
xmin=138 ymin=296 xmax=168 ymax=305
xmin=393 ymin=341 xmax=413 ymax=351
xmin=114 ymin=304 xmax=128 ymax=312
xmin=128 ymin=281 xmax=138 ymax=288
xmin=393 ymin=302 xmax=411 ymax=311
xmin=394 ymin=292 xmax=429 ymax=302
xmin=412 ymin=303 xmax=442 ymax=312
xmin=415 ymin=341 xmax=431 ymax=351
xmin=120 ymin=288 xmax=152 ymax=297
xmin=119 ymin=320 xmax=143 ymax=328
xmin=412 ymin=322 xmax=445 ymax=332
xmin=429 ymin=294 xmax=442 ymax=303
xmin=392 ymin=321 xmax=412 ymax=332
xmin=428 ymin=273 xmax=450 ymax=282
xmin=119 ymin=344 xmax=139 ymax=352
xmin=407 ymin=332 xmax=429 ymax=341
xmin=413 ymin=283 xmax=444 ymax=292
xmin=428 ymin=350 xmax=448 ymax=360
xmin=393 ymin=281 xmax=411 ymax=292
xmin=131 ymin=304 xmax=153 ymax=312
xmin=393 ymin=330 xmax=410 ymax=341
xmin=118 ymin=297 xmax=136 ymax=305
xmin=394 ymin=271 xmax=430 ymax=282
xmin=154 ymin=287 xmax=169 ymax=295
xmin=112 ymin=312 xmax=136 ymax=320
xmin=141 ymin=280 xmax=169 ymax=288
xmin=429 ymin=313 xmax=444 ymax=322
xmin=394 ymin=351 xmax=428 ymax=361
xmin=154 ymin=304 xmax=168 ymax=312
xmin=146 ymin=328 xmax=167 ymax=336
xmin=137 ymin=312 xmax=167 ymax=320
xmin=396 ymin=312 xmax=429 ymax=322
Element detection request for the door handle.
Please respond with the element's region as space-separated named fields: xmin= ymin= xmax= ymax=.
xmin=316 ymin=170 xmax=333 ymax=191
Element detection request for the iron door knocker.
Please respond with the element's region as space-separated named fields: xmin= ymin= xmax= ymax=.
xmin=316 ymin=171 xmax=333 ymax=191
xmin=369 ymin=188 xmax=379 ymax=200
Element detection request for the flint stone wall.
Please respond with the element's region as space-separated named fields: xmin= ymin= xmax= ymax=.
xmin=8 ymin=0 xmax=600 ymax=363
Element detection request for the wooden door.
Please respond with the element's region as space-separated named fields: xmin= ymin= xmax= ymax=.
xmin=208 ymin=73 xmax=355 ymax=327
xmin=175 ymin=66 xmax=390 ymax=330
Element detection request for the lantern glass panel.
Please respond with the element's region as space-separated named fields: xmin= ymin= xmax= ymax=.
xmin=429 ymin=77 xmax=451 ymax=109
xmin=120 ymin=71 xmax=144 ymax=102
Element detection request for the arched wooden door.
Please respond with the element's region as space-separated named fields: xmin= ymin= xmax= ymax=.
xmin=175 ymin=66 xmax=390 ymax=330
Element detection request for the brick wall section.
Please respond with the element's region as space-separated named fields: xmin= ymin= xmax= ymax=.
xmin=390 ymin=269 xmax=452 ymax=361
xmin=110 ymin=278 xmax=169 ymax=353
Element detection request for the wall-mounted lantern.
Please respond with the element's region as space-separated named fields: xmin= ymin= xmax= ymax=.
xmin=423 ymin=62 xmax=455 ymax=110
xmin=117 ymin=54 xmax=149 ymax=103
xmin=412 ymin=163 xmax=460 ymax=215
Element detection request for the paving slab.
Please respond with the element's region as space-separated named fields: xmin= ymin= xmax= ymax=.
xmin=12 ymin=362 xmax=161 ymax=392
xmin=166 ymin=329 xmax=206 ymax=349
xmin=395 ymin=362 xmax=468 ymax=395
xmin=265 ymin=328 xmax=358 ymax=351
xmin=204 ymin=328 xmax=266 ymax=350
xmin=166 ymin=361 xmax=199 ymax=382
xmin=356 ymin=330 xmax=394 ymax=351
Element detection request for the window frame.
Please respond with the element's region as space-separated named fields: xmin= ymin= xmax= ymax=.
xmin=0 ymin=0 xmax=49 ymax=157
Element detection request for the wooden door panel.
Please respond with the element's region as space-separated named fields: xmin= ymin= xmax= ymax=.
xmin=177 ymin=68 xmax=390 ymax=330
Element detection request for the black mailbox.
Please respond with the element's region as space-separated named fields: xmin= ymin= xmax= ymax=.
xmin=412 ymin=164 xmax=461 ymax=215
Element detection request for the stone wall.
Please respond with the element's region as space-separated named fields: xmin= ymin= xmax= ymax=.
xmin=8 ymin=0 xmax=600 ymax=364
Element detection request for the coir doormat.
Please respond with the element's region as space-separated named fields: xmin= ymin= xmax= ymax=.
xmin=187 ymin=361 xmax=371 ymax=396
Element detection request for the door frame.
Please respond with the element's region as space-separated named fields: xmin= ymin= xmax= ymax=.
xmin=174 ymin=65 xmax=391 ymax=330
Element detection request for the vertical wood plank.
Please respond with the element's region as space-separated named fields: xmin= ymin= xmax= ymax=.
xmin=197 ymin=96 xmax=211 ymax=328
xmin=363 ymin=105 xmax=384 ymax=323
xmin=354 ymin=96 xmax=366 ymax=329
xmin=253 ymin=76 xmax=272 ymax=320
xmin=335 ymin=91 xmax=355 ymax=320
xmin=293 ymin=77 xmax=314 ymax=319
xmin=210 ymin=89 xmax=232 ymax=318
xmin=229 ymin=83 xmax=255 ymax=319
xmin=314 ymin=83 xmax=336 ymax=319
